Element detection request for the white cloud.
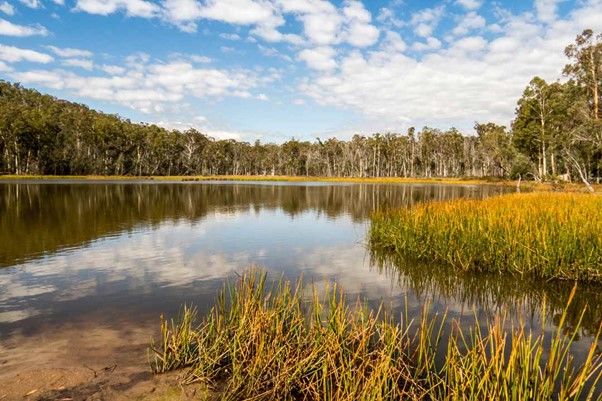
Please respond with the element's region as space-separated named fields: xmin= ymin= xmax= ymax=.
xmin=451 ymin=11 xmax=486 ymax=36
xmin=100 ymin=64 xmax=126 ymax=74
xmin=376 ymin=7 xmax=403 ymax=28
xmin=256 ymin=93 xmax=268 ymax=100
xmin=381 ymin=30 xmax=407 ymax=52
xmin=298 ymin=2 xmax=343 ymax=45
xmin=47 ymin=45 xmax=93 ymax=58
xmin=19 ymin=0 xmax=40 ymax=8
xmin=198 ymin=0 xmax=275 ymax=25
xmin=298 ymin=0 xmax=602 ymax=132
xmin=162 ymin=0 xmax=294 ymax=44
xmin=189 ymin=54 xmax=212 ymax=63
xmin=456 ymin=0 xmax=482 ymax=10
xmin=0 ymin=18 xmax=48 ymax=36
xmin=75 ymin=0 xmax=159 ymax=17
xmin=204 ymin=130 xmax=243 ymax=140
xmin=258 ymin=44 xmax=293 ymax=61
xmin=219 ymin=32 xmax=241 ymax=40
xmin=412 ymin=36 xmax=442 ymax=51
xmin=9 ymin=55 xmax=279 ymax=114
xmin=0 ymin=44 xmax=53 ymax=63
xmin=155 ymin=119 xmax=245 ymax=140
xmin=415 ymin=23 xmax=433 ymax=37
xmin=279 ymin=0 xmax=379 ymax=49
xmin=62 ymin=58 xmax=94 ymax=70
xmin=0 ymin=1 xmax=14 ymax=15
xmin=0 ymin=60 xmax=11 ymax=71
xmin=156 ymin=119 xmax=248 ymax=140
xmin=250 ymin=22 xmax=303 ymax=45
xmin=169 ymin=52 xmax=213 ymax=64
xmin=535 ymin=0 xmax=560 ymax=23
xmin=69 ymin=0 xmax=378 ymax=50
xmin=7 ymin=0 xmax=602 ymax=139
xmin=298 ymin=46 xmax=336 ymax=70
xmin=411 ymin=6 xmax=444 ymax=38
xmin=449 ymin=35 xmax=486 ymax=53
xmin=342 ymin=0 xmax=379 ymax=47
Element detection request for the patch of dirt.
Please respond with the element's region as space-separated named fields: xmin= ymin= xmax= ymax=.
xmin=0 ymin=366 xmax=209 ymax=401
xmin=0 ymin=320 xmax=209 ymax=400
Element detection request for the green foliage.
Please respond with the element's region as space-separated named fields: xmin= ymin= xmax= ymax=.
xmin=150 ymin=271 xmax=602 ymax=401
xmin=509 ymin=153 xmax=534 ymax=179
xmin=0 ymin=81 xmax=521 ymax=179
xmin=1 ymin=29 xmax=601 ymax=185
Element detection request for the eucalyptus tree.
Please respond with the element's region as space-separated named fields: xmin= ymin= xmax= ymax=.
xmin=475 ymin=123 xmax=514 ymax=178
xmin=562 ymin=29 xmax=602 ymax=190
xmin=511 ymin=77 xmax=567 ymax=180
xmin=5 ymin=26 xmax=602 ymax=184
xmin=564 ymin=29 xmax=602 ymax=121
xmin=0 ymin=80 xmax=554 ymax=180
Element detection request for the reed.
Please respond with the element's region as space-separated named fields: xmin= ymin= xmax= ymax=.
xmin=370 ymin=192 xmax=602 ymax=282
xmin=150 ymin=271 xmax=602 ymax=401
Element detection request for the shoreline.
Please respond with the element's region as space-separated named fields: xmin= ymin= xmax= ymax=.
xmin=0 ymin=174 xmax=515 ymax=184
xmin=0 ymin=174 xmax=598 ymax=192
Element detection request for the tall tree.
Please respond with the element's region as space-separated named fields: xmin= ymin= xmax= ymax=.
xmin=512 ymin=77 xmax=566 ymax=180
xmin=562 ymin=29 xmax=602 ymax=190
xmin=564 ymin=29 xmax=602 ymax=121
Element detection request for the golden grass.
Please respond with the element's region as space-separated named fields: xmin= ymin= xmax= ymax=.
xmin=370 ymin=192 xmax=602 ymax=282
xmin=150 ymin=271 xmax=602 ymax=401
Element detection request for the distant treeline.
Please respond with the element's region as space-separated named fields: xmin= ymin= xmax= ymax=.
xmin=0 ymin=30 xmax=600 ymax=186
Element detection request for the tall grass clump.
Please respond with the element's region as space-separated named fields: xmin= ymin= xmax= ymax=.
xmin=370 ymin=192 xmax=602 ymax=282
xmin=150 ymin=271 xmax=602 ymax=401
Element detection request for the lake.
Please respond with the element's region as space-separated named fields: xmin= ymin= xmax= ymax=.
xmin=1 ymin=181 xmax=600 ymax=382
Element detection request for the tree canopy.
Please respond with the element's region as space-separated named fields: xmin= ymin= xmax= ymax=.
xmin=0 ymin=30 xmax=600 ymax=187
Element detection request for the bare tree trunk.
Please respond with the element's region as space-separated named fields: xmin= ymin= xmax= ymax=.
xmin=542 ymin=141 xmax=547 ymax=178
xmin=566 ymin=151 xmax=594 ymax=193
xmin=591 ymin=47 xmax=599 ymax=120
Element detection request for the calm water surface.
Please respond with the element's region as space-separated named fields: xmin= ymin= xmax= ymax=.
xmin=0 ymin=181 xmax=601 ymax=373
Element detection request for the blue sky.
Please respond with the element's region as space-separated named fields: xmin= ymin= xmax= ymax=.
xmin=0 ymin=0 xmax=601 ymax=142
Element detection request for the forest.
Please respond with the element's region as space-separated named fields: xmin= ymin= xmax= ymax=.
xmin=0 ymin=30 xmax=600 ymax=188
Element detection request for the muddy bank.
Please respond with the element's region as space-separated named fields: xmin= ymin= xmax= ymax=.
xmin=0 ymin=319 xmax=206 ymax=401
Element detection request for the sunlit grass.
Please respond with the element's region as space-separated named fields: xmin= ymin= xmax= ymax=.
xmin=150 ymin=270 xmax=602 ymax=401
xmin=370 ymin=192 xmax=602 ymax=282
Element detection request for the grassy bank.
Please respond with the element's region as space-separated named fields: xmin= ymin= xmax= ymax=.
xmin=370 ymin=192 xmax=602 ymax=283
xmin=150 ymin=271 xmax=601 ymax=401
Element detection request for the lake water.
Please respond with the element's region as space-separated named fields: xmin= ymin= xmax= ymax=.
xmin=0 ymin=181 xmax=600 ymax=380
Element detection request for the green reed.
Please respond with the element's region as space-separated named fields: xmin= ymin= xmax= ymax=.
xmin=369 ymin=192 xmax=602 ymax=282
xmin=150 ymin=271 xmax=602 ymax=401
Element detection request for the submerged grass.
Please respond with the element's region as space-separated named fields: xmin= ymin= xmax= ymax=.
xmin=370 ymin=192 xmax=602 ymax=283
xmin=150 ymin=271 xmax=602 ymax=401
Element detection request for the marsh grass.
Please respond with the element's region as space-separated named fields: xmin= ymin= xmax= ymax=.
xmin=150 ymin=271 xmax=602 ymax=401
xmin=369 ymin=192 xmax=602 ymax=283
